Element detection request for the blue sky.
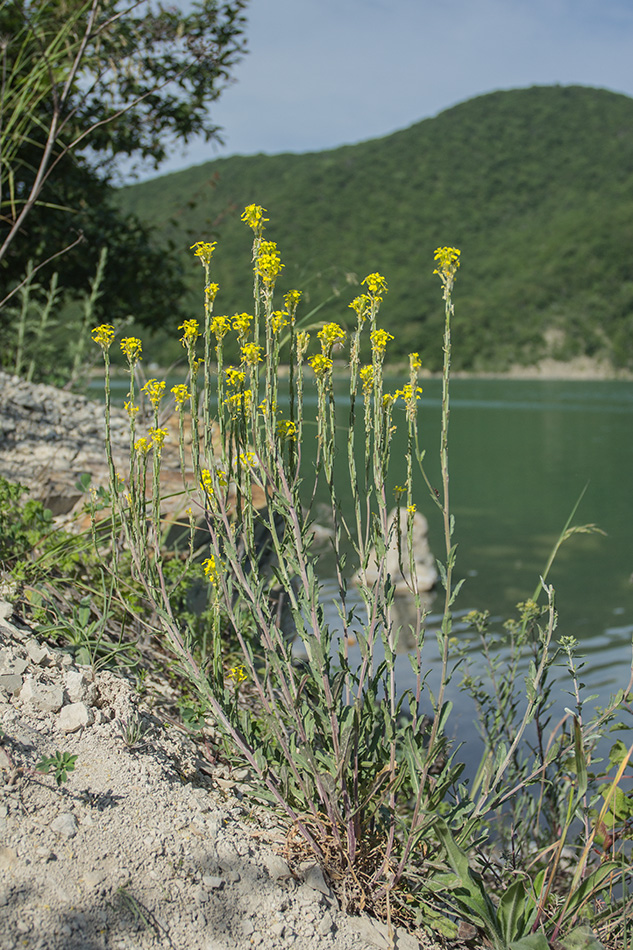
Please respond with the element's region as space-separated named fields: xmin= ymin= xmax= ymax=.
xmin=142 ymin=0 xmax=633 ymax=178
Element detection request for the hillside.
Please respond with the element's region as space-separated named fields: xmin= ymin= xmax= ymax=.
xmin=118 ymin=85 xmax=633 ymax=371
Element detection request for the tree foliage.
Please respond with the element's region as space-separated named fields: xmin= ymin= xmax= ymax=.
xmin=0 ymin=0 xmax=248 ymax=343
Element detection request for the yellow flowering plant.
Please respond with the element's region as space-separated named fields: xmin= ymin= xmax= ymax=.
xmin=141 ymin=378 xmax=166 ymax=409
xmin=240 ymin=204 xmax=268 ymax=232
xmin=120 ymin=337 xmax=142 ymax=364
xmin=91 ymin=323 xmax=115 ymax=350
xmin=91 ymin=215 xmax=626 ymax=947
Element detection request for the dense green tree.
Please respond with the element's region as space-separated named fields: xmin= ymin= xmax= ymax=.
xmin=0 ymin=0 xmax=248 ymax=362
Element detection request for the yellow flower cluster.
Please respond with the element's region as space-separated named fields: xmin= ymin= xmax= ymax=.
xmin=205 ymin=282 xmax=219 ymax=303
xmin=239 ymin=451 xmax=257 ymax=467
xmin=283 ymin=289 xmax=302 ymax=314
xmin=277 ymin=419 xmax=297 ymax=441
xmin=270 ymin=310 xmax=288 ymax=334
xmin=241 ymin=204 xmax=268 ymax=232
xmin=349 ymin=294 xmax=371 ymax=324
xmin=256 ymin=241 xmax=284 ymax=284
xmin=370 ymin=329 xmax=394 ymax=357
xmin=202 ymin=555 xmax=219 ymax=585
xmin=142 ymin=379 xmax=166 ymax=408
xmin=227 ymin=665 xmax=247 ymax=684
xmin=171 ymin=384 xmax=190 ymax=408
xmin=407 ymin=503 xmax=417 ymax=515
xmin=134 ymin=436 xmax=152 ymax=455
xmin=362 ymin=273 xmax=388 ymax=298
xmin=200 ymin=469 xmax=214 ymax=494
xmin=433 ymin=246 xmax=461 ymax=280
xmin=360 ymin=365 xmax=374 ymax=393
xmin=149 ymin=427 xmax=167 ymax=449
xmin=92 ymin=324 xmax=115 ymax=350
xmin=190 ymin=241 xmax=217 ymax=266
xmin=225 ymin=367 xmax=246 ymax=389
xmin=179 ymin=319 xmax=200 ymax=348
xmin=308 ymin=354 xmax=333 ymax=379
xmin=232 ymin=312 xmax=253 ymax=340
xmin=241 ymin=342 xmax=263 ymax=367
xmin=409 ymin=352 xmax=422 ymax=371
xmin=211 ymin=315 xmax=232 ymax=341
xmin=120 ymin=337 xmax=142 ymax=363
xmin=124 ymin=400 xmax=139 ymax=419
xmin=317 ymin=322 xmax=346 ymax=355
xmin=224 ymin=390 xmax=253 ymax=416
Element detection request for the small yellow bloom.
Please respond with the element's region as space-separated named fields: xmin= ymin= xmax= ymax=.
xmin=202 ymin=555 xmax=219 ymax=585
xmin=409 ymin=352 xmax=422 ymax=372
xmin=142 ymin=379 xmax=166 ymax=408
xmin=270 ymin=310 xmax=289 ymax=334
xmin=179 ymin=319 xmax=200 ymax=348
xmin=407 ymin=503 xmax=417 ymax=515
xmin=210 ymin=314 xmax=232 ymax=341
xmin=149 ymin=427 xmax=167 ymax=449
xmin=200 ymin=469 xmax=214 ymax=494
xmin=257 ymin=396 xmax=277 ymax=415
xmin=241 ymin=342 xmax=263 ymax=367
xmin=124 ymin=400 xmax=140 ymax=419
xmin=171 ymin=384 xmax=190 ymax=408
xmin=241 ymin=204 xmax=268 ymax=232
xmin=394 ymin=485 xmax=406 ymax=496
xmin=360 ymin=365 xmax=374 ymax=393
xmin=134 ymin=436 xmax=152 ymax=455
xmin=277 ymin=419 xmax=297 ymax=441
xmin=120 ymin=337 xmax=142 ymax=363
xmin=190 ymin=241 xmax=217 ymax=266
xmin=361 ymin=273 xmax=388 ymax=297
xmin=433 ymin=246 xmax=460 ymax=277
xmin=232 ymin=312 xmax=253 ymax=340
xmin=239 ymin=452 xmax=257 ymax=467
xmin=317 ymin=322 xmax=346 ymax=355
xmin=394 ymin=383 xmax=423 ymax=400
xmin=370 ymin=329 xmax=394 ymax=357
xmin=91 ymin=324 xmax=115 ymax=350
xmin=205 ymin=282 xmax=219 ymax=302
xmin=349 ymin=294 xmax=371 ymax=323
xmin=225 ymin=367 xmax=246 ymax=389
xmin=283 ymin=289 xmax=302 ymax=315
xmin=227 ymin=665 xmax=247 ymax=684
xmin=256 ymin=240 xmax=284 ymax=284
xmin=224 ymin=390 xmax=253 ymax=416
xmin=308 ymin=354 xmax=333 ymax=379
xmin=382 ymin=391 xmax=399 ymax=410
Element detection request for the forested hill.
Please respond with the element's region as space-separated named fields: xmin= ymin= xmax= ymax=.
xmin=119 ymin=85 xmax=633 ymax=370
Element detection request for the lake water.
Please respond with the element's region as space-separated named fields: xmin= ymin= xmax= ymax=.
xmin=98 ymin=375 xmax=633 ymax=769
xmin=298 ymin=377 xmax=633 ymax=770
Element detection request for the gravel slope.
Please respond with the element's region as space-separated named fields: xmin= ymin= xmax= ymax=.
xmin=0 ymin=602 xmax=443 ymax=950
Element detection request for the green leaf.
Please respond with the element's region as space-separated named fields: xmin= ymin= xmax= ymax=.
xmin=559 ymin=926 xmax=605 ymax=950
xmin=434 ymin=819 xmax=501 ymax=942
xmin=509 ymin=935 xmax=550 ymax=950
xmin=496 ymin=880 xmax=534 ymax=944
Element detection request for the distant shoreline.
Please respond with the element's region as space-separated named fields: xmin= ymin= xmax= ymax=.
xmin=420 ymin=355 xmax=633 ymax=382
xmin=87 ymin=355 xmax=633 ymax=385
